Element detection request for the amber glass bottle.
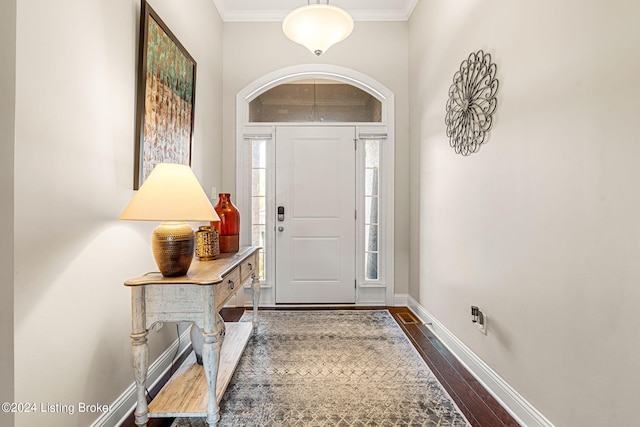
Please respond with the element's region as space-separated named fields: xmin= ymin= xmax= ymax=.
xmin=212 ymin=193 xmax=240 ymax=253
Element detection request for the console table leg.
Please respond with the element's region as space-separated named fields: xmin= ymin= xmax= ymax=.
xmin=131 ymin=287 xmax=149 ymax=426
xmin=251 ymin=274 xmax=260 ymax=331
xmin=202 ymin=286 xmax=221 ymax=426
xmin=131 ymin=331 xmax=149 ymax=426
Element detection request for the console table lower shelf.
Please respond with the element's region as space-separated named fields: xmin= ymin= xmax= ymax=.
xmin=148 ymin=322 xmax=253 ymax=417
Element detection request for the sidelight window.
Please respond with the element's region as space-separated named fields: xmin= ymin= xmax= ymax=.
xmin=250 ymin=139 xmax=267 ymax=280
xmin=364 ymin=139 xmax=380 ymax=281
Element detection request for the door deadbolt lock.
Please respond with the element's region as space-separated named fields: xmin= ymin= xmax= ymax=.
xmin=277 ymin=206 xmax=285 ymax=221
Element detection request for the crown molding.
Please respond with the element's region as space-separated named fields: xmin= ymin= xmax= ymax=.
xmin=213 ymin=0 xmax=419 ymax=22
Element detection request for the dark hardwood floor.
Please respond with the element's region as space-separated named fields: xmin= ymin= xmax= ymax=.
xmin=121 ymin=307 xmax=520 ymax=427
xmin=387 ymin=307 xmax=521 ymax=427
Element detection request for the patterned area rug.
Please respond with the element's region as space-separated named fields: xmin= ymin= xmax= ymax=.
xmin=172 ymin=310 xmax=470 ymax=427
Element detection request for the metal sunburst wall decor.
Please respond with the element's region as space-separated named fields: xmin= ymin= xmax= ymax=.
xmin=445 ymin=50 xmax=499 ymax=156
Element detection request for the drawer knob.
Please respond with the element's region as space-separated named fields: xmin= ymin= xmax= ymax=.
xmin=229 ymin=280 xmax=235 ymax=290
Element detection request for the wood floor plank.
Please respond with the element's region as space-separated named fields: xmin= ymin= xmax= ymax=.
xmin=388 ymin=308 xmax=521 ymax=427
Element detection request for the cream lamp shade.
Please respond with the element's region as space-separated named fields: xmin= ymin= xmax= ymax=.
xmin=120 ymin=163 xmax=220 ymax=277
xmin=282 ymin=3 xmax=354 ymax=56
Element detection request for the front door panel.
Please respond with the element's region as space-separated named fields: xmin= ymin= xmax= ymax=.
xmin=275 ymin=126 xmax=356 ymax=304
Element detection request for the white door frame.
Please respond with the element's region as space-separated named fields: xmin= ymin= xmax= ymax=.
xmin=235 ymin=64 xmax=395 ymax=306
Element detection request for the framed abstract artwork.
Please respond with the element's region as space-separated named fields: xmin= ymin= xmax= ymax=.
xmin=134 ymin=1 xmax=197 ymax=189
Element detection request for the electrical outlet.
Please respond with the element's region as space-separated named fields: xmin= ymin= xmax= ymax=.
xmin=477 ymin=312 xmax=487 ymax=335
xmin=471 ymin=306 xmax=487 ymax=335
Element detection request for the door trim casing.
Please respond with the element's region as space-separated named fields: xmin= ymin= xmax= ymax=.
xmin=235 ymin=64 xmax=395 ymax=306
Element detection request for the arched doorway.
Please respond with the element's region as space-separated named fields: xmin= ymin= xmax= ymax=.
xmin=235 ymin=65 xmax=395 ymax=306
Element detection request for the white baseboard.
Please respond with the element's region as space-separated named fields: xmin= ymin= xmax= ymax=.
xmin=90 ymin=328 xmax=192 ymax=427
xmin=393 ymin=292 xmax=409 ymax=307
xmin=406 ymin=296 xmax=555 ymax=427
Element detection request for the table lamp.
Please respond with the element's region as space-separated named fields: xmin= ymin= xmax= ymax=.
xmin=119 ymin=163 xmax=220 ymax=277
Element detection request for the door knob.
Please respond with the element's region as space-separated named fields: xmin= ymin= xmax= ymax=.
xmin=277 ymin=226 xmax=284 ymax=232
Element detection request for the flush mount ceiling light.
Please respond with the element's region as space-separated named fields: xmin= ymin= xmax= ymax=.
xmin=282 ymin=1 xmax=354 ymax=56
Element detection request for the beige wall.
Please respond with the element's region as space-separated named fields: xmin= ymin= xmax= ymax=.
xmin=1 ymin=1 xmax=16 ymax=426
xmin=222 ymin=21 xmax=410 ymax=294
xmin=409 ymin=1 xmax=640 ymax=426
xmin=12 ymin=0 xmax=222 ymax=425
xmin=12 ymin=1 xmax=638 ymax=424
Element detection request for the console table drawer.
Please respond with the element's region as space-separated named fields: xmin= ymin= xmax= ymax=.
xmin=216 ymin=268 xmax=240 ymax=312
xmin=240 ymin=252 xmax=257 ymax=283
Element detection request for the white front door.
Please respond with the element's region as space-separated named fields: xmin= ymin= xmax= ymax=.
xmin=275 ymin=126 xmax=356 ymax=304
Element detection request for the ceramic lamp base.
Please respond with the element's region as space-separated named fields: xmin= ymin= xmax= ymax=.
xmin=152 ymin=221 xmax=195 ymax=277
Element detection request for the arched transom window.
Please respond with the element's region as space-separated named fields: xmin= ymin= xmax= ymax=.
xmin=249 ymin=79 xmax=382 ymax=123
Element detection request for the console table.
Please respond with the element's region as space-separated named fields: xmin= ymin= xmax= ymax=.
xmin=124 ymin=246 xmax=261 ymax=427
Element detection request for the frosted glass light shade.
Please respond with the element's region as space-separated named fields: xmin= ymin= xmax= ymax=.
xmin=282 ymin=4 xmax=354 ymax=56
xmin=119 ymin=163 xmax=220 ymax=222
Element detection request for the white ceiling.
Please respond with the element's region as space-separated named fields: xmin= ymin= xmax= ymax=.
xmin=212 ymin=0 xmax=419 ymax=22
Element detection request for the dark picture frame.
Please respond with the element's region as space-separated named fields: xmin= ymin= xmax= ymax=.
xmin=134 ymin=1 xmax=197 ymax=189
